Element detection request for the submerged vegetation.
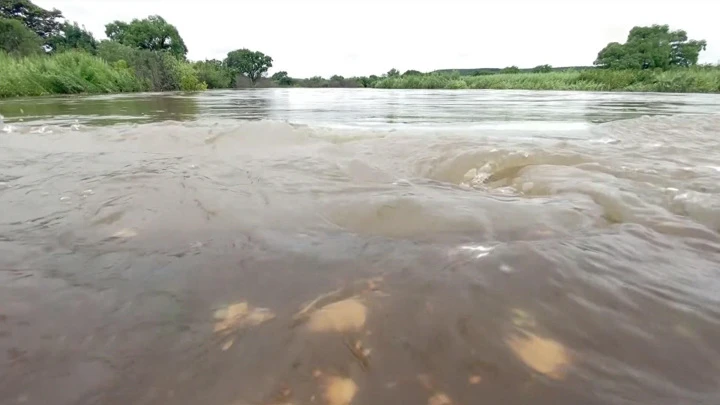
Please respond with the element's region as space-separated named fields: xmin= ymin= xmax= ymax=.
xmin=1 ymin=0 xmax=719 ymax=97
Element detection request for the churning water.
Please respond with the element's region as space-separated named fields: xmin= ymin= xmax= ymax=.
xmin=1 ymin=89 xmax=720 ymax=405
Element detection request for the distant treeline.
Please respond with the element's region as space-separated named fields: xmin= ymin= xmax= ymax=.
xmin=433 ymin=66 xmax=593 ymax=75
xmin=1 ymin=0 xmax=718 ymax=97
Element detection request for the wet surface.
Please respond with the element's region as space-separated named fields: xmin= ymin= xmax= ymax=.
xmin=1 ymin=89 xmax=720 ymax=405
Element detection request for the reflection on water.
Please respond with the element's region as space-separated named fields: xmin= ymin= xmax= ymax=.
xmin=2 ymin=89 xmax=720 ymax=128
xmin=0 ymin=93 xmax=202 ymax=126
xmin=1 ymin=90 xmax=720 ymax=405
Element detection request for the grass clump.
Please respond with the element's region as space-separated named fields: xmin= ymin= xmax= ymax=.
xmin=0 ymin=50 xmax=146 ymax=97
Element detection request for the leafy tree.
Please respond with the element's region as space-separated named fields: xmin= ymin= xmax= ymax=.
xmin=0 ymin=0 xmax=62 ymax=40
xmin=224 ymin=48 xmax=272 ymax=85
xmin=105 ymin=15 xmax=187 ymax=59
xmin=532 ymin=64 xmax=552 ymax=73
xmin=0 ymin=17 xmax=42 ymax=56
xmin=97 ymin=40 xmax=188 ymax=91
xmin=386 ymin=68 xmax=400 ymax=77
xmin=47 ymin=21 xmax=97 ymax=53
xmin=194 ymin=59 xmax=232 ymax=88
xmin=595 ymin=24 xmax=706 ymax=70
xmin=402 ymin=69 xmax=422 ymax=77
xmin=502 ymin=66 xmax=520 ymax=74
xmin=271 ymin=70 xmax=292 ymax=86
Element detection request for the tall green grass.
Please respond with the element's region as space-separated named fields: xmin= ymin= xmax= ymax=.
xmin=374 ymin=68 xmax=720 ymax=93
xmin=0 ymin=50 xmax=146 ymax=97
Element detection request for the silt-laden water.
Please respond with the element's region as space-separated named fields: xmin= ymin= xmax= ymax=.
xmin=1 ymin=89 xmax=719 ymax=405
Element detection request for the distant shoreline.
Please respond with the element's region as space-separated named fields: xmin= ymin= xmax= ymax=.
xmin=2 ymin=51 xmax=719 ymax=98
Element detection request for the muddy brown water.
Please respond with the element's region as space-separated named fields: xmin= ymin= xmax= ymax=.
xmin=1 ymin=89 xmax=720 ymax=405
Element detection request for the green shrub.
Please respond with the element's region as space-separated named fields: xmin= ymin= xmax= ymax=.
xmin=194 ymin=60 xmax=232 ymax=89
xmin=0 ymin=50 xmax=146 ymax=97
xmin=96 ymin=41 xmax=205 ymax=92
xmin=178 ymin=62 xmax=207 ymax=91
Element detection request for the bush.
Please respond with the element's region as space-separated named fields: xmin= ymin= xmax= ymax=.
xmin=0 ymin=50 xmax=146 ymax=97
xmin=96 ymin=41 xmax=205 ymax=91
xmin=177 ymin=62 xmax=207 ymax=91
xmin=194 ymin=60 xmax=232 ymax=89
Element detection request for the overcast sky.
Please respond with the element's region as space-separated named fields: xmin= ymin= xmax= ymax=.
xmin=35 ymin=0 xmax=720 ymax=78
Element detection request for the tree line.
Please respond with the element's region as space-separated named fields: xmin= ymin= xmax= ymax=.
xmin=0 ymin=0 xmax=714 ymax=95
xmin=0 ymin=0 xmax=277 ymax=91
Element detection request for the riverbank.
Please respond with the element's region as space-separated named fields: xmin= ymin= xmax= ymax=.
xmin=2 ymin=52 xmax=720 ymax=98
xmin=373 ymin=68 xmax=720 ymax=93
xmin=0 ymin=50 xmax=207 ymax=98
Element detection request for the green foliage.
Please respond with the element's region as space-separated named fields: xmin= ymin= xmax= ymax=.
xmin=224 ymin=48 xmax=273 ymax=85
xmin=271 ymin=71 xmax=292 ymax=86
xmin=97 ymin=40 xmax=202 ymax=92
xmin=177 ymin=62 xmax=207 ymax=91
xmin=0 ymin=0 xmax=62 ymax=40
xmin=533 ymin=64 xmax=553 ymax=73
xmin=402 ymin=70 xmax=422 ymax=77
xmin=0 ymin=50 xmax=146 ymax=97
xmin=595 ymin=24 xmax=706 ymax=70
xmin=47 ymin=21 xmax=97 ymax=54
xmin=105 ymin=15 xmax=187 ymax=59
xmin=355 ymin=75 xmax=380 ymax=88
xmin=502 ymin=65 xmax=520 ymax=74
xmin=373 ymin=68 xmax=720 ymax=93
xmin=386 ymin=68 xmax=400 ymax=77
xmin=194 ymin=59 xmax=232 ymax=89
xmin=0 ymin=17 xmax=42 ymax=56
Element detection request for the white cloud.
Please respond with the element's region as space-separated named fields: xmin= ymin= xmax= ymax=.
xmin=35 ymin=0 xmax=720 ymax=78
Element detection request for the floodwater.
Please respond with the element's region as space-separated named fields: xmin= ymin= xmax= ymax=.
xmin=1 ymin=89 xmax=720 ymax=405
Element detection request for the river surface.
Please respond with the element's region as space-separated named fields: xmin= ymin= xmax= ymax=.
xmin=1 ymin=89 xmax=720 ymax=405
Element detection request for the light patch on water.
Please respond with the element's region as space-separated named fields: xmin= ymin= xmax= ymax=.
xmin=506 ymin=333 xmax=573 ymax=381
xmin=591 ymin=137 xmax=621 ymax=145
xmin=458 ymin=244 xmax=495 ymax=259
xmin=32 ymin=126 xmax=52 ymax=134
xmin=521 ymin=182 xmax=535 ymax=193
xmin=111 ymin=228 xmax=138 ymax=239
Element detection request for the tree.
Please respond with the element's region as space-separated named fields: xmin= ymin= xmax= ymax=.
xmin=386 ymin=68 xmax=400 ymax=77
xmin=0 ymin=17 xmax=42 ymax=56
xmin=194 ymin=59 xmax=233 ymax=89
xmin=271 ymin=71 xmax=292 ymax=86
xmin=502 ymin=66 xmax=520 ymax=74
xmin=224 ymin=48 xmax=273 ymax=85
xmin=356 ymin=75 xmax=379 ymax=88
xmin=47 ymin=21 xmax=97 ymax=53
xmin=594 ymin=24 xmax=706 ymax=70
xmin=105 ymin=15 xmax=187 ymax=59
xmin=532 ymin=64 xmax=552 ymax=73
xmin=402 ymin=69 xmax=422 ymax=77
xmin=0 ymin=0 xmax=62 ymax=40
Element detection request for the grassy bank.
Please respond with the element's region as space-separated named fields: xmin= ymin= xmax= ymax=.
xmin=3 ymin=52 xmax=719 ymax=97
xmin=0 ymin=47 xmax=208 ymax=98
xmin=373 ymin=68 xmax=720 ymax=93
xmin=0 ymin=51 xmax=146 ymax=97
